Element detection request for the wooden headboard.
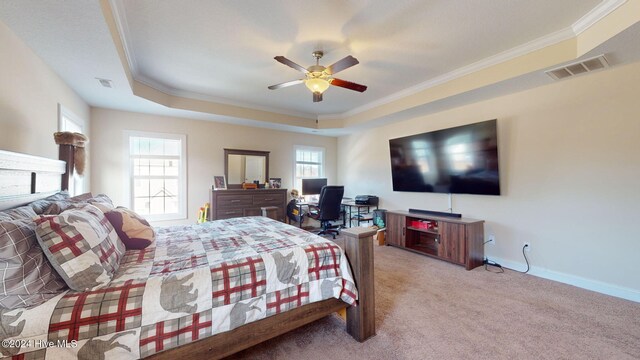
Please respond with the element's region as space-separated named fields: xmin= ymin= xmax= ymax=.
xmin=0 ymin=150 xmax=66 ymax=211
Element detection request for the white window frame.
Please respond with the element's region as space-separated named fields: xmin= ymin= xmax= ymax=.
xmin=123 ymin=130 xmax=188 ymax=222
xmin=293 ymin=145 xmax=326 ymax=192
xmin=57 ymin=104 xmax=85 ymax=196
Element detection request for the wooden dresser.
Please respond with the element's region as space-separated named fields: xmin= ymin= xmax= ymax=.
xmin=208 ymin=188 xmax=288 ymax=222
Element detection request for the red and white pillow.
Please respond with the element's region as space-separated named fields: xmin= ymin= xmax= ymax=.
xmin=34 ymin=204 xmax=126 ymax=291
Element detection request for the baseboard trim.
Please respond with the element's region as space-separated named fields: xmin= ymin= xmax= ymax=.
xmin=488 ymin=257 xmax=640 ymax=303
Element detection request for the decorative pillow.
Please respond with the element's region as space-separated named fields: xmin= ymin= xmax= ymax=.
xmin=0 ymin=218 xmax=68 ymax=309
xmin=3 ymin=205 xmax=37 ymax=220
xmin=87 ymin=194 xmax=115 ymax=213
xmin=105 ymin=207 xmax=155 ymax=249
xmin=0 ymin=212 xmax=12 ymax=221
xmin=34 ymin=204 xmax=126 ymax=291
xmin=29 ymin=191 xmax=71 ymax=214
xmin=43 ymin=200 xmax=75 ymax=215
xmin=42 ymin=192 xmax=96 ymax=215
xmin=69 ymin=192 xmax=94 ymax=202
xmin=47 ymin=191 xmax=71 ymax=201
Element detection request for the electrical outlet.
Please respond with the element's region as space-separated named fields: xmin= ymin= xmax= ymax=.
xmin=524 ymin=242 xmax=531 ymax=251
xmin=488 ymin=234 xmax=495 ymax=245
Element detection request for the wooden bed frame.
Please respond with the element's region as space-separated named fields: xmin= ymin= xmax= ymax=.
xmin=0 ymin=149 xmax=376 ymax=359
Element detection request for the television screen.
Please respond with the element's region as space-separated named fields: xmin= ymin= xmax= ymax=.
xmin=301 ymin=178 xmax=328 ymax=195
xmin=389 ymin=119 xmax=500 ymax=195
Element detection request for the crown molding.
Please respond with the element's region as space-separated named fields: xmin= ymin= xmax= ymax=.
xmin=133 ymin=74 xmax=316 ymax=120
xmin=572 ymin=0 xmax=627 ymax=35
xmin=318 ymin=26 xmax=575 ymax=122
xmin=319 ymin=0 xmax=627 ymax=122
xmin=109 ymin=0 xmax=316 ymax=121
xmin=109 ymin=0 xmax=138 ymax=75
xmin=167 ymin=87 xmax=317 ymax=120
xmin=106 ymin=0 xmax=626 ymax=127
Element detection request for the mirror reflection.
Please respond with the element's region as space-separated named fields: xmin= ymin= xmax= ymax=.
xmin=224 ymin=149 xmax=270 ymax=188
xmin=228 ymin=154 xmax=266 ymax=184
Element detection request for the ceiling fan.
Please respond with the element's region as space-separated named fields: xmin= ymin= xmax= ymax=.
xmin=268 ymin=51 xmax=367 ymax=102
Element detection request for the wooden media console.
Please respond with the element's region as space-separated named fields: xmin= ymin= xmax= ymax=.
xmin=386 ymin=210 xmax=484 ymax=270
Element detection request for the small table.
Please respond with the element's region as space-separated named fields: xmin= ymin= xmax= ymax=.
xmin=342 ymin=201 xmax=378 ymax=227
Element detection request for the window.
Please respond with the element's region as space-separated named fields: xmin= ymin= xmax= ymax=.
xmin=125 ymin=131 xmax=187 ymax=221
xmin=58 ymin=104 xmax=85 ymax=196
xmin=293 ymin=145 xmax=325 ymax=191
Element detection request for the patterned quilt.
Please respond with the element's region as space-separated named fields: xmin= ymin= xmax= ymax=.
xmin=0 ymin=217 xmax=357 ymax=359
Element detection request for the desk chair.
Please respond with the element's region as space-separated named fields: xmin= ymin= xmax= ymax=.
xmin=306 ymin=186 xmax=344 ymax=239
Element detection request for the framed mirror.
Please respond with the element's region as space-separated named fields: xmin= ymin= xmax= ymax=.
xmin=224 ymin=149 xmax=270 ymax=189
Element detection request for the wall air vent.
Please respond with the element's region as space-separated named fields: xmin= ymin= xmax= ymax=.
xmin=96 ymin=78 xmax=113 ymax=88
xmin=545 ymin=54 xmax=609 ymax=81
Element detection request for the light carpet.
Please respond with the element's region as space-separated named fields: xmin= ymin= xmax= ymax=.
xmin=228 ymin=237 xmax=640 ymax=359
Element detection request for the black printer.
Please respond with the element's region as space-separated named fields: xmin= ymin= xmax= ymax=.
xmin=355 ymin=195 xmax=379 ymax=206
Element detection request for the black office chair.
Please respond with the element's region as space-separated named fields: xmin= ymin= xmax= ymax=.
xmin=307 ymin=186 xmax=344 ymax=239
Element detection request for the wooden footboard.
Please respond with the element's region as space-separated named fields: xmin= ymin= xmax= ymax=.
xmin=149 ymin=227 xmax=376 ymax=359
xmin=342 ymin=227 xmax=376 ymax=342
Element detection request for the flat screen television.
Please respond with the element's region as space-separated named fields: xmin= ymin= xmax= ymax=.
xmin=301 ymin=178 xmax=328 ymax=195
xmin=389 ymin=119 xmax=500 ymax=195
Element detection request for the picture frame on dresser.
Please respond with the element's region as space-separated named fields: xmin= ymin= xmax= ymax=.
xmin=213 ymin=175 xmax=227 ymax=190
xmin=269 ymin=177 xmax=282 ymax=189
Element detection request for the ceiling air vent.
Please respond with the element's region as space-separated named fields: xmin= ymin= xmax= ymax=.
xmin=96 ymin=78 xmax=113 ymax=88
xmin=545 ymin=54 xmax=609 ymax=81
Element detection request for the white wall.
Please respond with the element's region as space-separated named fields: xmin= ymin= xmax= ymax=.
xmin=338 ymin=61 xmax=640 ymax=301
xmin=90 ymin=108 xmax=337 ymax=225
xmin=0 ymin=21 xmax=91 ymax=190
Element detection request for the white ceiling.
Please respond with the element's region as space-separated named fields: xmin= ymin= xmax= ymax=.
xmin=1 ymin=0 xmax=638 ymax=135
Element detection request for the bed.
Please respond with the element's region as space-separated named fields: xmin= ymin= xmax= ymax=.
xmin=0 ymin=150 xmax=375 ymax=359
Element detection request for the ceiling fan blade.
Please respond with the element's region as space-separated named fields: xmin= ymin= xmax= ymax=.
xmin=313 ymin=92 xmax=323 ymax=102
xmin=274 ymin=56 xmax=309 ymax=73
xmin=330 ymin=78 xmax=367 ymax=92
xmin=325 ymin=55 xmax=359 ymax=75
xmin=268 ymin=79 xmax=304 ymax=90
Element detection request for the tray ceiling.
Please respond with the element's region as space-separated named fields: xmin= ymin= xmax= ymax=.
xmin=1 ymin=0 xmax=639 ymax=134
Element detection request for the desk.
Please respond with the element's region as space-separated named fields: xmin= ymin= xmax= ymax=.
xmin=293 ymin=201 xmax=376 ymax=228
xmin=342 ymin=202 xmax=378 ymax=227
xmin=291 ymin=201 xmax=347 ymax=228
xmin=292 ymin=202 xmax=312 ymax=228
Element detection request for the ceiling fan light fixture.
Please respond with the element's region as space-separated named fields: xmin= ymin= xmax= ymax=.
xmin=269 ymin=51 xmax=365 ymax=102
xmin=304 ymin=77 xmax=331 ymax=94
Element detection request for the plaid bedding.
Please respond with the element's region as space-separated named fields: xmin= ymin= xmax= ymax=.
xmin=0 ymin=217 xmax=357 ymax=359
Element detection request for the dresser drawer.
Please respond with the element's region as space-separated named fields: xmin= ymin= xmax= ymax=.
xmin=209 ymin=189 xmax=288 ymax=221
xmin=216 ymin=209 xmax=244 ymax=219
xmin=217 ymin=195 xmax=252 ymax=207
xmin=253 ymin=194 xmax=283 ymax=206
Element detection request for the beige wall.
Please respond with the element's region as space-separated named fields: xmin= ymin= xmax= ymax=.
xmin=4 ymin=12 xmax=637 ymax=300
xmin=338 ymin=61 xmax=640 ymax=300
xmin=0 ymin=21 xmax=90 ymax=180
xmin=90 ymin=108 xmax=337 ymax=225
